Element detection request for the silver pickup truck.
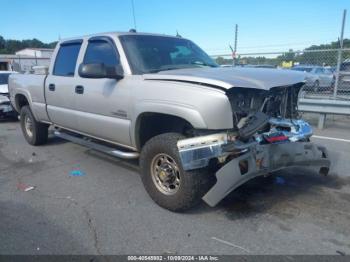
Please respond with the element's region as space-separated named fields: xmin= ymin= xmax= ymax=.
xmin=9 ymin=31 xmax=330 ymax=211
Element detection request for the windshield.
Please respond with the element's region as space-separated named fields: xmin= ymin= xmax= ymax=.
xmin=119 ymin=35 xmax=218 ymax=74
xmin=291 ymin=67 xmax=313 ymax=73
xmin=0 ymin=73 xmax=11 ymax=85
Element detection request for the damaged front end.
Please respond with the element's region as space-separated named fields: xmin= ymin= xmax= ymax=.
xmin=177 ymin=83 xmax=330 ymax=207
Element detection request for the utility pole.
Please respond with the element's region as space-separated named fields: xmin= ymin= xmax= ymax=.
xmin=34 ymin=51 xmax=38 ymax=66
xmin=334 ymin=9 xmax=347 ymax=98
xmin=233 ymin=24 xmax=238 ymax=66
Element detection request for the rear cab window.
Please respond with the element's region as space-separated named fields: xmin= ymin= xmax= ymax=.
xmin=53 ymin=40 xmax=82 ymax=77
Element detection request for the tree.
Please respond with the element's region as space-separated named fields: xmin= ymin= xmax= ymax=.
xmin=215 ymin=56 xmax=226 ymax=65
xmin=0 ymin=35 xmax=57 ymax=54
xmin=0 ymin=36 xmax=5 ymax=50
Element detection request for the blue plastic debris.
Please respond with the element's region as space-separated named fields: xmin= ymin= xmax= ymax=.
xmin=70 ymin=170 xmax=86 ymax=177
xmin=275 ymin=176 xmax=285 ymax=185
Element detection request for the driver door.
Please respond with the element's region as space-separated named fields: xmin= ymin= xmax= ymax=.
xmin=74 ymin=36 xmax=132 ymax=147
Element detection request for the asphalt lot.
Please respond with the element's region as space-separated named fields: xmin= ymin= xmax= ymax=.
xmin=1 ymin=115 xmax=350 ymax=255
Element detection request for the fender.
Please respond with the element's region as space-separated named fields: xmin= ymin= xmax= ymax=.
xmin=131 ymin=100 xmax=208 ymax=148
xmin=13 ymin=89 xmax=49 ymax=122
xmin=12 ymin=89 xmax=32 ymax=112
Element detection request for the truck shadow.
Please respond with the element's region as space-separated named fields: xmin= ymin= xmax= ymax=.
xmin=192 ymin=168 xmax=350 ymax=220
xmin=45 ymin=134 xmax=68 ymax=145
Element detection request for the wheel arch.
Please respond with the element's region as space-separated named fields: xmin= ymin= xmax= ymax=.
xmin=14 ymin=92 xmax=31 ymax=112
xmin=133 ymin=112 xmax=197 ymax=150
xmin=131 ymin=101 xmax=208 ymax=150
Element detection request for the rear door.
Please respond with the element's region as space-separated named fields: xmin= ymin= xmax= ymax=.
xmin=45 ymin=40 xmax=82 ymax=129
xmin=74 ymin=36 xmax=132 ymax=147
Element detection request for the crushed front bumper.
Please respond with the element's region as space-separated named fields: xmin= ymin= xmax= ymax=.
xmin=202 ymin=142 xmax=330 ymax=206
xmin=178 ymin=133 xmax=330 ymax=207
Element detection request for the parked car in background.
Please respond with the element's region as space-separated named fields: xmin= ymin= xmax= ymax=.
xmin=0 ymin=71 xmax=18 ymax=119
xmin=338 ymin=59 xmax=350 ymax=93
xmin=291 ymin=65 xmax=334 ymax=91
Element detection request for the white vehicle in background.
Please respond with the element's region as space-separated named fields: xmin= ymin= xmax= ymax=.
xmin=0 ymin=71 xmax=18 ymax=119
xmin=291 ymin=65 xmax=335 ymax=91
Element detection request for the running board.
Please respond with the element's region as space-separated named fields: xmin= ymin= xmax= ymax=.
xmin=54 ymin=130 xmax=140 ymax=159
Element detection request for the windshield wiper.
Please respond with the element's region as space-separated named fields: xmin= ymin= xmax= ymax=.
xmin=146 ymin=63 xmax=217 ymax=74
xmin=190 ymin=61 xmax=217 ymax=68
xmin=147 ymin=66 xmax=193 ymax=73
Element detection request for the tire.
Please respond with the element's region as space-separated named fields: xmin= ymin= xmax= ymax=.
xmin=20 ymin=105 xmax=49 ymax=145
xmin=139 ymin=133 xmax=214 ymax=212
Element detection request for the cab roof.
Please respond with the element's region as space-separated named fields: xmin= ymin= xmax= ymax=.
xmin=59 ymin=31 xmax=184 ymax=43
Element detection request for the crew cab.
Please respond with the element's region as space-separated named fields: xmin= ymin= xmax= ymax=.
xmin=9 ymin=32 xmax=330 ymax=211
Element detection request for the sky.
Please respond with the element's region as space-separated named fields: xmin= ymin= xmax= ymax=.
xmin=1 ymin=0 xmax=349 ymax=55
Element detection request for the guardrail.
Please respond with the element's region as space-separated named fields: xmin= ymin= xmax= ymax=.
xmin=298 ymin=98 xmax=350 ymax=129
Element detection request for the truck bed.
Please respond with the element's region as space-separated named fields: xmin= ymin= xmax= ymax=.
xmin=9 ymin=73 xmax=50 ymax=122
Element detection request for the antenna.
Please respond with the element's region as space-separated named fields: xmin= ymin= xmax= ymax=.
xmin=176 ymin=30 xmax=182 ymax=38
xmin=131 ymin=0 xmax=137 ymax=30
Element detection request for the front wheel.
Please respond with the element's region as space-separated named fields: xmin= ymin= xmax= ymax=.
xmin=139 ymin=133 xmax=214 ymax=212
xmin=20 ymin=106 xmax=49 ymax=145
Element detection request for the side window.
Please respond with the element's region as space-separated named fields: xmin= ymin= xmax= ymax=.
xmin=83 ymin=40 xmax=119 ymax=67
xmin=324 ymin=69 xmax=332 ymax=75
xmin=53 ymin=42 xmax=82 ymax=76
xmin=316 ymin=68 xmax=324 ymax=74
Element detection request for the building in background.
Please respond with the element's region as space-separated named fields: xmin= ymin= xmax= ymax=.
xmin=15 ymin=48 xmax=53 ymax=58
xmin=0 ymin=48 xmax=54 ymax=72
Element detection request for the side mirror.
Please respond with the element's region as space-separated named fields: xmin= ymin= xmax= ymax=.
xmin=78 ymin=63 xmax=124 ymax=79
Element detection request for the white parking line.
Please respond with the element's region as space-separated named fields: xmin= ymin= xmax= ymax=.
xmin=211 ymin=237 xmax=250 ymax=253
xmin=312 ymin=135 xmax=350 ymax=143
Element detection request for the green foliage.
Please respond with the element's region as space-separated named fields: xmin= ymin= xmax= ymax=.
xmin=215 ymin=56 xmax=229 ymax=65
xmin=0 ymin=35 xmax=57 ymax=54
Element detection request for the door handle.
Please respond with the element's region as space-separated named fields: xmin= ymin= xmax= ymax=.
xmin=75 ymin=85 xmax=84 ymax=94
xmin=48 ymin=84 xmax=55 ymax=91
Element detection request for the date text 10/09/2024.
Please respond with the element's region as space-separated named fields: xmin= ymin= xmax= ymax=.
xmin=127 ymin=255 xmax=219 ymax=261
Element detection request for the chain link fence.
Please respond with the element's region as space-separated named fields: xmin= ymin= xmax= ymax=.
xmin=211 ymin=48 xmax=350 ymax=101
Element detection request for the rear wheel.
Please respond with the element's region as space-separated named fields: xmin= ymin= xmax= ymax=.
xmin=139 ymin=133 xmax=214 ymax=212
xmin=20 ymin=106 xmax=49 ymax=145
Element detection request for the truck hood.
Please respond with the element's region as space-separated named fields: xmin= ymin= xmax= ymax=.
xmin=0 ymin=84 xmax=8 ymax=94
xmin=144 ymin=67 xmax=306 ymax=91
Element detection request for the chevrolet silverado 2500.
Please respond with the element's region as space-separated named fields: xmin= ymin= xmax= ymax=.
xmin=9 ymin=32 xmax=330 ymax=211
